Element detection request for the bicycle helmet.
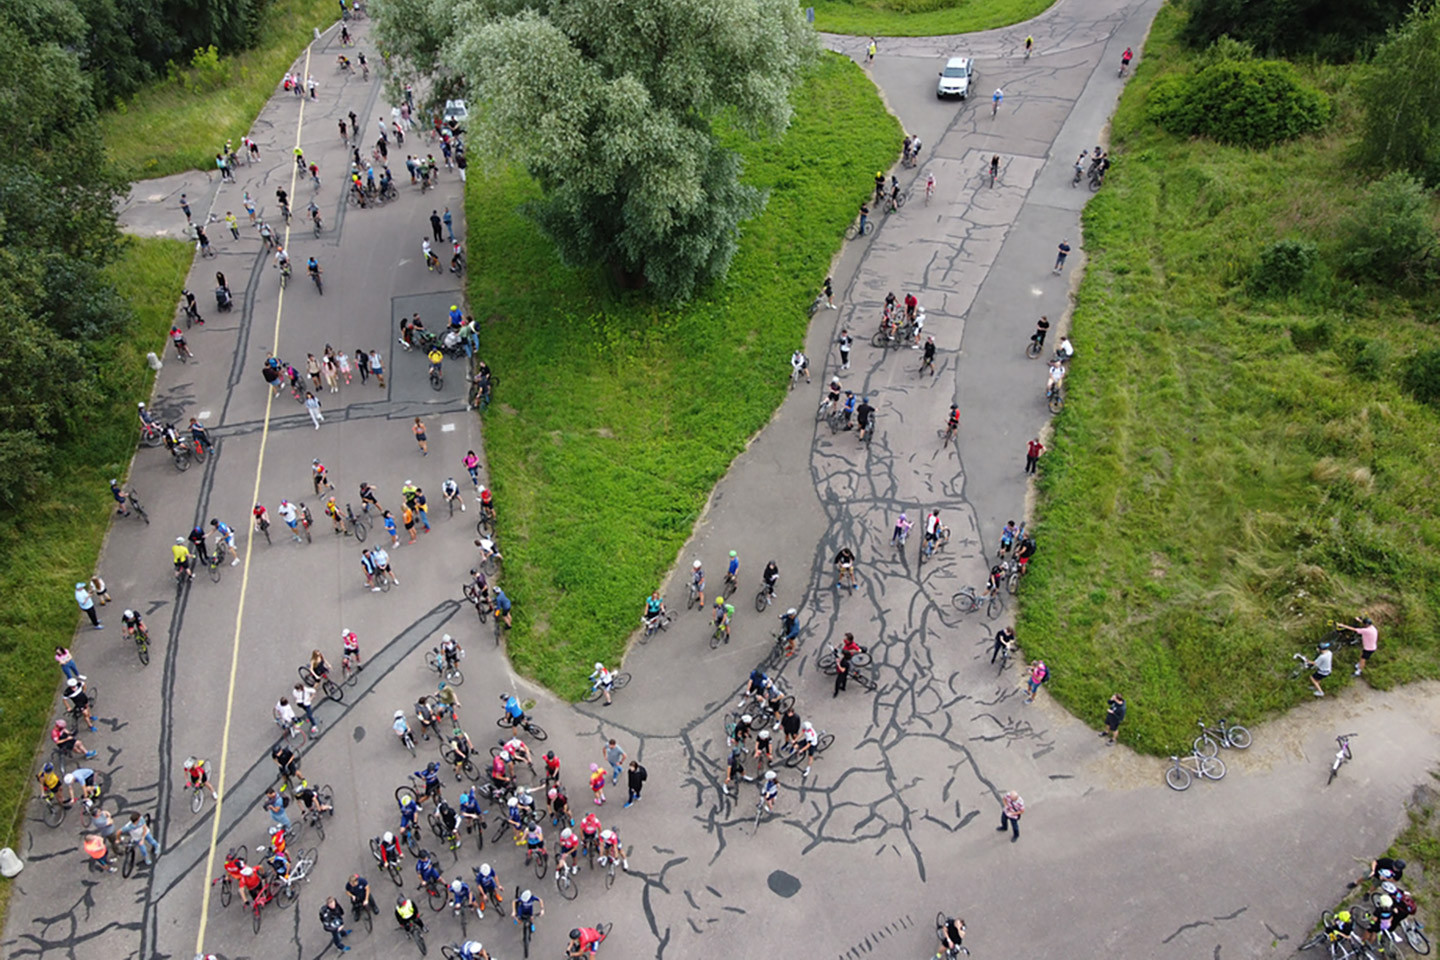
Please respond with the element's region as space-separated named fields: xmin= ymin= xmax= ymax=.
xmin=693 ymin=560 xmax=702 ymax=569
xmin=802 ymin=720 xmax=814 ymax=732
xmin=1361 ymin=616 xmax=1374 ymax=625
xmin=498 ymin=693 xmax=508 ymax=701
xmin=242 ymin=867 xmax=255 ymax=877
xmin=519 ymin=890 xmax=532 ymax=903
xmin=42 ymin=762 xmax=53 ymax=773
xmin=55 ymin=719 xmax=67 ymax=730
xmin=1378 ymin=895 xmax=1394 ymax=908
xmin=312 ymin=458 xmax=320 ymax=466
xmin=740 ymin=715 xmax=752 ymax=725
xmin=479 ymin=863 xmax=492 ymax=876
xmin=561 ymin=827 xmax=573 ymax=840
xmin=548 ymin=788 xmax=558 ymax=800
xmin=600 ymin=829 xmax=614 ymax=841
xmin=396 ymin=894 xmax=408 ymax=906
xmin=63 ymin=773 xmax=74 ymax=784
xmin=786 ymin=608 xmax=797 ymax=617
xmin=590 ymin=763 xmax=599 ymax=771
xmin=594 ymin=662 xmax=603 ymax=672
xmin=124 ymin=609 xmax=135 ymax=619
xmin=463 ymin=943 xmax=482 ymax=955
xmin=499 ymin=750 xmax=511 ymax=761
xmin=175 ymin=537 xmax=185 ymax=544
xmin=875 ymin=171 xmax=882 ymax=179
xmin=729 ymin=550 xmax=737 ymax=558
xmin=427 ymin=761 xmax=439 ymax=773
xmin=1319 ymin=641 xmax=1332 ymax=650
xmin=441 ymin=633 xmax=452 ymax=643
xmin=765 ymin=771 xmax=777 ymax=780
xmin=1382 ymin=881 xmax=1399 ymax=896
xmin=451 ymin=879 xmax=463 ymax=892
xmin=758 ymin=729 xmax=770 ymax=740
xmin=270 ymin=824 xmax=283 ymax=836
xmin=507 ymin=796 xmax=518 ymax=808
xmin=399 ymin=794 xmax=414 ymax=807
xmin=394 ymin=710 xmax=405 ymax=720
xmin=571 ymin=929 xmax=581 ymax=940
xmin=184 ymin=756 xmax=197 ymax=768
xmin=67 ymin=677 xmax=80 ymax=689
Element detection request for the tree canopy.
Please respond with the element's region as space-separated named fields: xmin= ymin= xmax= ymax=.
xmin=376 ymin=0 xmax=818 ymax=299
xmin=1180 ymin=0 xmax=1420 ymax=61
xmin=1354 ymin=2 xmax=1440 ymax=186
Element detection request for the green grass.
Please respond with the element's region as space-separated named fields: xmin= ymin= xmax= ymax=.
xmin=99 ymin=0 xmax=342 ymax=180
xmin=0 ymin=237 xmax=191 ymax=854
xmin=1018 ymin=4 xmax=1440 ymax=754
xmin=465 ymin=53 xmax=900 ymax=699
xmin=810 ymin=0 xmax=1056 ymax=38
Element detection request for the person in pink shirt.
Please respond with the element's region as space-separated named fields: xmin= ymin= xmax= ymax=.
xmin=1337 ymin=616 xmax=1379 ymax=676
xmin=998 ymin=791 xmax=1023 ymax=842
xmin=1024 ymin=660 xmax=1048 ymax=703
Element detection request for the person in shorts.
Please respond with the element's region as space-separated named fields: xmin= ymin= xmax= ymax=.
xmin=1103 ymin=693 xmax=1125 ymax=744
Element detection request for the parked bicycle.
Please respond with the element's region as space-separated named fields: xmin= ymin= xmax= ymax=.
xmin=1164 ymin=749 xmax=1226 ymax=791
xmin=1193 ymin=718 xmax=1252 ymax=757
xmin=639 ymin=610 xmax=671 ymax=643
xmin=952 ymin=585 xmax=1003 ymax=620
xmin=1328 ymin=733 xmax=1357 ymax=786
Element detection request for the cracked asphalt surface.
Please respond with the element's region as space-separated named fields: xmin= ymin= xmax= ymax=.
xmin=9 ymin=5 xmax=1440 ymax=960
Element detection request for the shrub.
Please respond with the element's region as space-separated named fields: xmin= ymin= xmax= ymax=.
xmin=1353 ymin=3 xmax=1440 ymax=186
xmin=1181 ymin=0 xmax=1413 ymax=62
xmin=1342 ymin=336 xmax=1392 ymax=379
xmin=1249 ymin=238 xmax=1317 ymax=295
xmin=1337 ymin=172 xmax=1439 ymax=285
xmin=1147 ymin=57 xmax=1330 ymax=147
xmin=1403 ymin=348 xmax=1440 ymax=407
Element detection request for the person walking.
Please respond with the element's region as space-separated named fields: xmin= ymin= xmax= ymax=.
xmin=225 ymin=211 xmax=240 ymax=240
xmin=74 ymin=583 xmax=103 ymax=629
xmin=305 ymin=392 xmax=324 ymax=429
xmin=997 ymin=790 xmax=1023 ymax=842
xmin=1053 ymin=239 xmax=1072 ymax=274
xmin=369 ymin=349 xmax=385 ymax=388
xmin=866 ymin=37 xmax=877 ymax=64
xmin=264 ymin=788 xmax=291 ymax=829
xmin=837 ymin=328 xmax=852 ymax=371
xmin=356 ymin=347 xmax=370 ymax=385
xmin=1103 ymin=693 xmax=1126 ymax=744
xmin=1024 ymin=660 xmax=1048 ymax=703
xmin=180 ymin=193 xmax=192 ymax=223
xmin=320 ymin=896 xmax=352 ymax=951
xmin=413 ymin=417 xmax=428 ymax=456
xmin=624 ymin=760 xmax=647 ymax=808
xmin=603 ymin=739 xmax=627 ymax=786
xmin=1025 ymin=437 xmax=1045 ymax=474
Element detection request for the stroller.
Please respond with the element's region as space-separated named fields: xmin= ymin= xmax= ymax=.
xmin=215 ymin=286 xmax=233 ymax=312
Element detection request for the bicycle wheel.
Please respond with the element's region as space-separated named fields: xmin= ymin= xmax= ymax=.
xmin=1328 ymin=760 xmax=1342 ymax=786
xmin=1026 ymin=338 xmax=1043 ymax=358
xmin=1226 ymin=725 xmax=1253 ymax=749
xmin=952 ymin=589 xmax=978 ymax=614
xmin=252 ymin=898 xmax=263 ymax=933
xmin=532 ymin=850 xmax=548 ymax=879
xmin=122 ymin=843 xmax=137 ymax=877
xmin=986 ymin=593 xmax=1003 ymax=619
xmin=1405 ymin=920 xmax=1430 ymax=954
xmin=41 ymin=797 xmax=65 ymax=828
xmin=1048 ymin=389 xmax=1064 ymax=413
xmin=190 ymin=785 xmax=205 ymax=814
xmin=524 ymin=722 xmax=548 ymax=742
xmin=360 ymin=902 xmax=374 ymax=933
xmin=605 ymin=862 xmax=616 ymax=890
xmin=441 ymin=946 xmax=461 ymax=960
xmin=853 ymin=667 xmax=877 ymax=691
xmin=709 ymin=626 xmax=723 ymax=650
xmin=353 ymin=517 xmax=368 ymax=541
xmin=754 ymin=589 xmax=769 ymax=613
xmin=556 ymin=868 xmax=578 ymax=899
xmin=1007 ymin=572 xmax=1020 ymax=594
xmin=815 ymin=732 xmax=835 ymax=755
xmin=193 ymin=442 xmax=208 ymax=463
xmin=135 ymin=635 xmax=150 ymax=665
xmin=220 ymin=876 xmax=233 ymax=908
xmin=386 ymin=862 xmax=404 ymax=886
xmin=895 ymin=192 xmax=906 ymax=209
xmin=1192 ymin=734 xmax=1220 ymax=759
xmin=1199 ymin=756 xmax=1225 ymax=780
xmin=845 ymin=222 xmax=858 ymax=241
xmin=686 ymin=587 xmax=697 ymax=610
xmin=611 ymin=672 xmax=631 ymax=691
xmin=430 ymin=371 xmax=443 ymax=392
xmin=173 ymin=450 xmax=191 ymax=472
xmin=379 ymin=574 xmax=392 ymax=592
xmin=445 ymin=668 xmax=464 ymax=686
xmin=1164 ymin=764 xmax=1192 ymax=791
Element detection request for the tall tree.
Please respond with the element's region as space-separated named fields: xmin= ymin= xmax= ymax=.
xmin=378 ymin=0 xmax=818 ymax=299
xmin=1354 ymin=2 xmax=1440 ymax=186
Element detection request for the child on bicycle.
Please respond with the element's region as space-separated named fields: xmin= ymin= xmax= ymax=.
xmin=183 ymin=757 xmax=219 ymax=800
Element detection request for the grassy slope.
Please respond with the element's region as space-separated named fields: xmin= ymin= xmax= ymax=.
xmin=0 ymin=238 xmax=192 ymax=849
xmin=811 ymin=0 xmax=1055 ymax=37
xmin=99 ymin=0 xmax=340 ymax=179
xmin=1019 ymin=5 xmax=1440 ymax=754
xmin=465 ymin=54 xmax=901 ymax=699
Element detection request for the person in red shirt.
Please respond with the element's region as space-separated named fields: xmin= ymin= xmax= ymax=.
xmin=236 ymin=866 xmax=263 ymax=905
xmin=567 ymin=925 xmax=607 ymax=956
xmin=1025 ymin=437 xmax=1045 ymax=475
xmin=904 ymin=292 xmax=918 ymax=322
xmin=543 ymin=750 xmax=561 ymax=788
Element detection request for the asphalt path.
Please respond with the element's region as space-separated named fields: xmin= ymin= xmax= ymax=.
xmin=7 ymin=5 xmax=1440 ymax=960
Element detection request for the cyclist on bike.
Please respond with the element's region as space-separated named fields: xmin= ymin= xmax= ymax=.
xmin=985 ymin=565 xmax=1004 ymax=598
xmin=52 ymin=719 xmax=96 ymax=760
xmin=395 ymin=894 xmax=424 ymax=934
xmin=422 ymin=238 xmax=437 ymax=269
xmin=568 ymin=927 xmax=607 ymax=957
xmin=346 ymin=874 xmax=373 ymax=921
xmin=777 ymin=608 xmax=801 ymax=658
xmin=549 ymin=783 xmax=571 ymax=825
xmin=172 ymin=537 xmax=194 ymax=582
xmin=873 ymin=170 xmax=886 ymax=203
xmin=939 ymin=916 xmax=967 ymax=957
xmin=891 ymin=512 xmax=912 ymax=546
xmin=1121 ymin=46 xmax=1133 ymax=71
xmin=439 ymin=634 xmax=462 ymax=671
xmin=36 ymin=762 xmax=62 ymax=805
xmin=457 ymin=787 xmax=483 ymax=832
xmin=376 ymin=831 xmax=403 ymax=868
xmin=590 ymin=663 xmax=615 ymax=706
xmin=442 ymin=477 xmax=464 ymax=512
xmin=1046 ymin=358 xmax=1066 ymax=396
xmin=415 ymin=696 xmax=439 ymax=741
xmin=501 ymin=692 xmax=527 ymax=728
xmin=121 ymin=608 xmax=147 ymax=642
xmin=414 ymin=761 xmax=443 ymax=805
xmin=307 ymin=256 xmax=321 ymax=282
xmin=790 ymin=349 xmax=810 ymax=385
xmin=557 ymin=827 xmax=581 ymax=876
xmin=712 ymin=597 xmax=733 ymax=642
xmin=415 ymin=849 xmax=445 ymax=891
xmin=183 ymin=757 xmax=219 ymax=801
xmin=945 ymin=405 xmax=960 ymax=439
xmin=398 ymin=793 xmax=421 ymax=839
xmin=512 ymin=888 xmax=544 ymax=927
xmin=990 ymin=154 xmax=1000 ymax=182
xmin=992 ymin=87 xmax=1004 ymax=111
xmin=795 ymin=721 xmax=821 ymax=776
xmin=925 ymin=171 xmax=935 ymax=199
xmin=690 ymin=558 xmax=706 ymax=607
xmin=523 ymin=821 xmax=546 ymax=866
xmin=457 ymin=939 xmax=489 ymax=960
xmin=428 ymin=346 xmax=444 ymax=380
xmin=757 ymin=560 xmax=778 ymax=601
xmin=474 ymin=863 xmax=503 ymax=912
xmin=207 ymin=518 xmax=239 ymax=566
xmin=760 ymin=770 xmax=779 ymax=811
xmin=598 ymin=828 xmax=625 ymax=869
xmin=724 ymin=550 xmax=740 ymax=591
xmin=754 ymin=728 xmax=773 ymax=772
xmin=924 ymin=510 xmax=943 ymax=548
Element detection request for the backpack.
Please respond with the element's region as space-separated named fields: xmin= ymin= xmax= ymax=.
xmin=634 ymin=764 xmax=648 ymax=784
xmin=1039 ymin=664 xmax=1051 ymax=683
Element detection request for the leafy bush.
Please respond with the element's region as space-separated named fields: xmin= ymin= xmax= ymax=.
xmin=1248 ymin=238 xmax=1316 ymax=295
xmin=1147 ymin=56 xmax=1330 ymax=147
xmin=1342 ymin=336 xmax=1392 ymax=379
xmin=1403 ymin=348 xmax=1440 ymax=407
xmin=1338 ymin=172 xmax=1439 ymax=285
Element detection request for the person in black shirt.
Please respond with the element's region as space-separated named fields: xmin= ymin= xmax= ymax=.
xmin=346 ymin=874 xmax=376 ymax=920
xmin=856 ymin=397 xmax=875 ymax=442
xmin=779 ymin=706 xmax=801 ymax=751
xmin=919 ymin=336 xmax=936 ymax=376
xmin=991 ymin=626 xmax=1016 ymax=664
xmin=834 ymin=547 xmax=856 ymax=590
xmin=833 ymin=650 xmax=851 ymax=697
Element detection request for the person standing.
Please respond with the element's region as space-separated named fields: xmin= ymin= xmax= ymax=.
xmin=74 ymin=583 xmax=103 ymax=629
xmin=293 ymin=681 xmax=319 ymax=733
xmin=1339 ymin=617 xmax=1379 ymax=676
xmin=55 ymin=646 xmax=80 ymax=681
xmin=1103 ymin=693 xmax=1126 ymax=744
xmin=122 ymin=812 xmax=162 ymax=864
xmin=997 ymin=790 xmax=1023 ymax=842
xmin=320 ymin=896 xmax=352 ymax=952
xmin=866 ymin=37 xmax=876 ymax=64
xmin=624 ymin=760 xmax=647 ymax=808
xmin=919 ymin=335 xmax=936 ymax=376
xmin=225 ymin=211 xmax=240 ymax=240
xmin=305 ymin=392 xmax=324 ymax=429
xmin=837 ymin=328 xmax=852 ymax=370
xmin=369 ymin=349 xmax=386 ymax=388
xmin=1053 ymin=239 xmax=1072 ymax=274
xmin=603 ymin=739 xmax=627 ymax=786
xmin=443 ymin=207 xmax=455 ymax=241
xmin=833 ymin=648 xmax=851 ymax=697
xmin=1025 ymin=437 xmax=1045 ymax=475
xmin=356 ymin=347 xmax=370 ymax=385
xmin=264 ymin=788 xmax=291 ymax=829
xmin=413 ymin=417 xmax=428 ymax=456
xmin=430 ymin=210 xmax=443 ymax=243
xmin=1024 ymin=660 xmax=1048 ymax=703
xmin=180 ymin=193 xmax=192 ymax=223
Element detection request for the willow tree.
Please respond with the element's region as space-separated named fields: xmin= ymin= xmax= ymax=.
xmin=377 ymin=0 xmax=816 ymax=299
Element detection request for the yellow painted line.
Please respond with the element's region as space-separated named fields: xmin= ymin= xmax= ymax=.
xmin=193 ymin=40 xmax=312 ymax=958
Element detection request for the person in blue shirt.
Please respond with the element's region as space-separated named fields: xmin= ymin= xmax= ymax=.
xmin=414 ymin=761 xmax=442 ymax=805
xmin=415 ymin=850 xmax=444 ymax=888
xmin=398 ymin=793 xmax=420 ymax=841
xmin=511 ymin=888 xmax=543 ymax=925
xmin=473 ymin=863 xmax=503 ymax=912
xmin=724 ymin=550 xmax=740 ymax=592
xmin=449 ymin=877 xmax=474 ymax=910
xmin=448 ymin=304 xmax=463 ymax=328
xmin=777 ymin=608 xmax=801 ymax=658
xmin=458 ymin=789 xmax=484 ymax=835
xmin=493 ymin=587 xmax=513 ymax=628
